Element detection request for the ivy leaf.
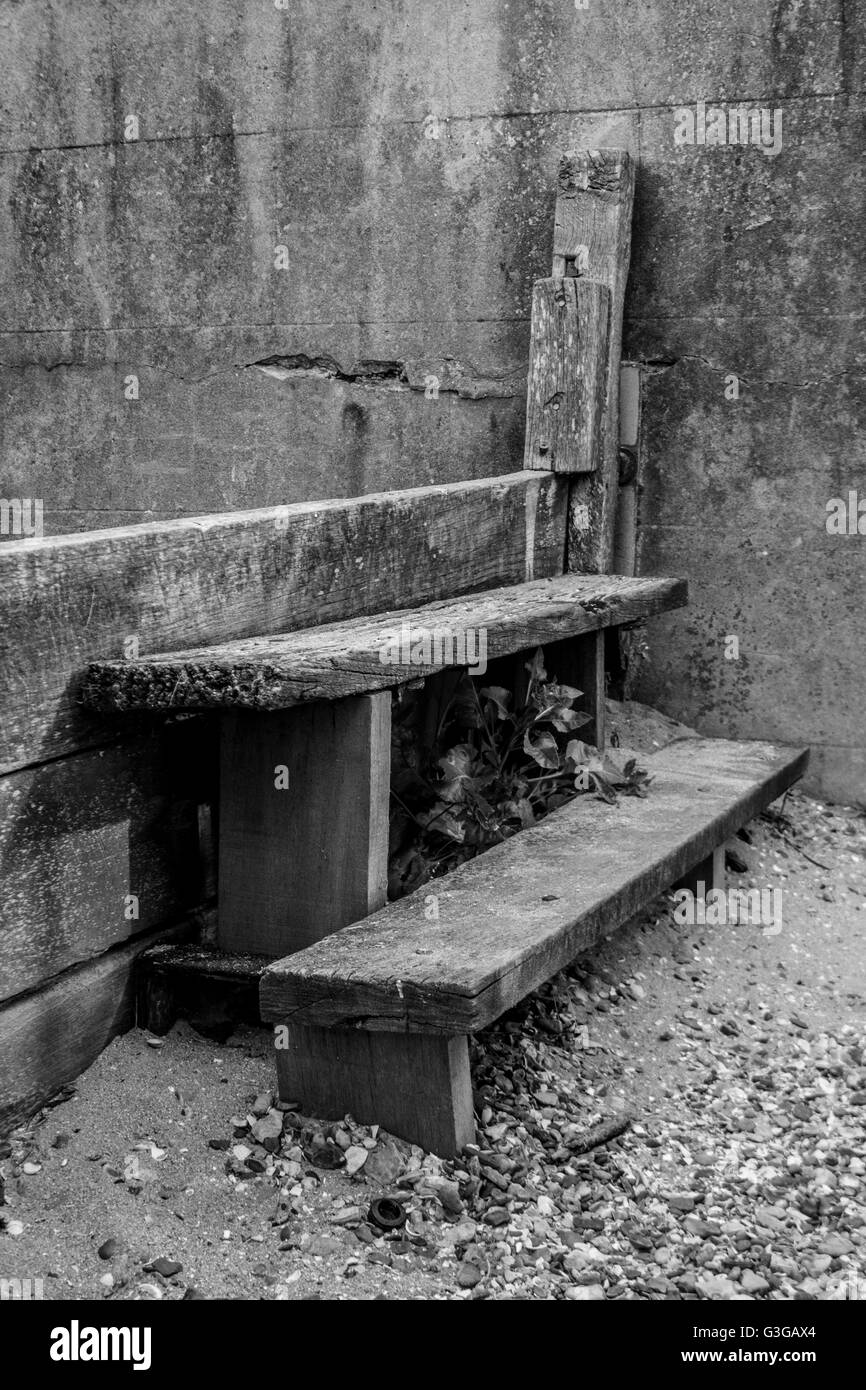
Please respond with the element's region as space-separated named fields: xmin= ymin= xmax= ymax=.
xmin=545 ymin=704 xmax=590 ymax=733
xmin=565 ymin=739 xmax=604 ymax=773
xmin=524 ymin=647 xmax=547 ymax=685
xmin=592 ymin=773 xmax=618 ymax=804
xmin=547 ymin=683 xmax=583 ymax=704
xmin=436 ymin=744 xmax=478 ymax=802
xmin=418 ymin=804 xmax=466 ymax=841
xmin=480 ymin=685 xmax=512 ymax=721
xmin=523 ymin=728 xmax=560 ymax=770
xmin=503 ymin=796 xmax=536 ymax=828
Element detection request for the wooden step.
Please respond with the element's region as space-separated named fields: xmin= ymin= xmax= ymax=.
xmin=138 ymin=943 xmax=271 ymax=1037
xmin=78 ymin=573 xmax=686 ymax=712
xmin=260 ymin=738 xmax=808 ymax=1037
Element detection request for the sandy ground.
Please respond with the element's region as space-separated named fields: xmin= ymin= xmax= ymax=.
xmin=1 ymin=786 xmax=864 ymax=1302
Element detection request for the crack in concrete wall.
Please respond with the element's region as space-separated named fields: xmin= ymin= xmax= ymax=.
xmin=245 ymin=353 xmax=519 ymax=399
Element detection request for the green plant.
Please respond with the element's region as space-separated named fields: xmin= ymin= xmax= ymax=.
xmin=388 ymin=648 xmax=651 ymax=900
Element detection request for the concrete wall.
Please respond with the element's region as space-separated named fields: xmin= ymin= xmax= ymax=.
xmin=0 ymin=0 xmax=863 ymax=800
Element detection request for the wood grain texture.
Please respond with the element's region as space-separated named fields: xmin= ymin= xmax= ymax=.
xmin=80 ymin=574 xmax=687 ymax=711
xmin=0 ymin=471 xmax=567 ymax=774
xmin=523 ymin=278 xmax=610 ymax=474
xmin=0 ymin=918 xmax=193 ymax=1135
xmin=0 ymin=720 xmax=215 ymax=1005
xmin=260 ymin=739 xmax=809 ymax=1034
xmin=218 ymin=695 xmax=391 ymax=956
xmin=275 ymin=1025 xmax=474 ymax=1156
xmin=553 ymin=149 xmax=635 ymax=574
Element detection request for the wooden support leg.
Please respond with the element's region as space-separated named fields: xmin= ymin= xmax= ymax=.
xmin=275 ymin=1025 xmax=475 ymax=1157
xmin=545 ymin=629 xmax=606 ymax=750
xmin=675 ymin=845 xmax=726 ymax=903
xmin=137 ymin=968 xmax=177 ymax=1036
xmin=218 ymin=693 xmax=391 ymax=956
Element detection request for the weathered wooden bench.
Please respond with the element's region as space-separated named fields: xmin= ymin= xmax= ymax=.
xmin=71 ymin=147 xmax=809 ymax=1156
xmin=258 ymin=737 xmax=807 ymax=1153
xmin=80 ymin=571 xmax=687 ymax=958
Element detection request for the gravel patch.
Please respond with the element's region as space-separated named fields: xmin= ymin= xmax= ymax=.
xmin=2 ymin=789 xmax=864 ymax=1301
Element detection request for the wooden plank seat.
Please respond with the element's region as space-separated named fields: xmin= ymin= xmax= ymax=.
xmin=79 ymin=573 xmax=686 ymax=712
xmin=77 ymin=571 xmax=686 ymax=960
xmin=259 ymin=737 xmax=808 ymax=1154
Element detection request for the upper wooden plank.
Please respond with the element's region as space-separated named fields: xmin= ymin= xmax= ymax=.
xmin=0 ymin=472 xmax=567 ymax=774
xmin=259 ymin=738 xmax=809 ymax=1035
xmin=79 ymin=574 xmax=687 ymax=712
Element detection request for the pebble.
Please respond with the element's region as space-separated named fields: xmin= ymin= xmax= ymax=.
xmin=741 ymin=1270 xmax=770 ymax=1293
xmin=251 ymin=1092 xmax=274 ymax=1117
xmin=483 ymin=1206 xmax=511 ymax=1227
xmin=457 ymin=1263 xmax=483 ymax=1288
xmin=250 ymin=1110 xmax=283 ymax=1144
xmin=364 ymin=1140 xmax=404 ymax=1184
xmin=818 ymin=1234 xmax=854 ymax=1256
xmin=143 ymin=1258 xmax=182 ymax=1278
xmin=331 ymin=1206 xmax=364 ymax=1226
xmin=421 ymin=1176 xmax=464 ymax=1215
xmin=309 ymin=1235 xmax=343 ymax=1258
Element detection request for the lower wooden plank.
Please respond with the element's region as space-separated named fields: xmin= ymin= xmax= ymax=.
xmin=0 ymin=919 xmax=193 ymax=1136
xmin=260 ymin=739 xmax=808 ymax=1035
xmin=0 ymin=719 xmax=215 ymax=1005
xmin=274 ymin=1025 xmax=474 ymax=1156
xmin=218 ymin=693 xmax=391 ymax=955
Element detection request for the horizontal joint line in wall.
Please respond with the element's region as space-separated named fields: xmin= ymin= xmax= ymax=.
xmin=0 ymin=88 xmax=850 ymax=158
xmin=0 ymin=316 xmax=533 ymax=340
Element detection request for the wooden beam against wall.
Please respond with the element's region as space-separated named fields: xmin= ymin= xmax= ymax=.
xmin=553 ymin=149 xmax=635 ymax=574
xmin=0 ymin=472 xmax=567 ymax=776
xmin=0 ymin=917 xmax=194 ymax=1135
xmin=0 ymin=721 xmax=215 ymax=1006
xmin=523 ymin=278 xmax=610 ymax=474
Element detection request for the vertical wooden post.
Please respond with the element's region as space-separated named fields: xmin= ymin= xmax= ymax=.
xmin=613 ymin=362 xmax=641 ymax=577
xmin=544 ymin=630 xmax=605 ymax=750
xmin=675 ymin=845 xmax=726 ymax=902
xmin=218 ymin=693 xmax=391 ymax=956
xmin=275 ymin=1025 xmax=475 ymax=1157
xmin=555 ymin=149 xmax=636 ymax=575
xmin=523 ymin=278 xmax=610 ymax=474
